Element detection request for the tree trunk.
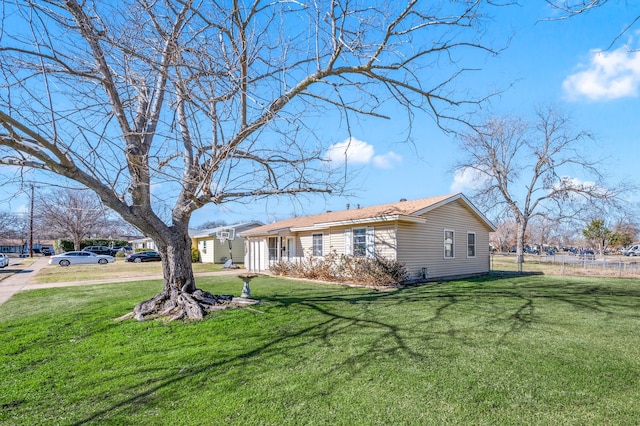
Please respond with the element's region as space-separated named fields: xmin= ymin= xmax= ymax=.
xmin=515 ymin=220 xmax=526 ymax=273
xmin=123 ymin=225 xmax=234 ymax=321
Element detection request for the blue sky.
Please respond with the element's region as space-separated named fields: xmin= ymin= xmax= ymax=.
xmin=3 ymin=2 xmax=639 ymax=229
xmin=191 ymin=2 xmax=640 ymax=227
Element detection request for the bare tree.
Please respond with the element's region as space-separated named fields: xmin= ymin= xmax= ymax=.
xmin=545 ymin=0 xmax=605 ymax=16
xmin=545 ymin=1 xmax=639 ymax=49
xmin=490 ymin=220 xmax=517 ymax=253
xmin=454 ymin=107 xmax=623 ymax=270
xmin=0 ymin=1 xmax=503 ymax=320
xmin=528 ymin=215 xmax=559 ymax=252
xmin=0 ymin=211 xmax=16 ymax=238
xmin=36 ymin=189 xmax=109 ymax=250
xmin=610 ymin=217 xmax=640 ymax=248
xmin=195 ymin=220 xmax=228 ymax=231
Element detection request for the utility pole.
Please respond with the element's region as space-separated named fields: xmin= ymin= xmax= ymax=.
xmin=29 ymin=185 xmax=34 ymax=258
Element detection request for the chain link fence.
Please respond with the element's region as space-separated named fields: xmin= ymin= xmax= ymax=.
xmin=491 ymin=253 xmax=640 ymax=278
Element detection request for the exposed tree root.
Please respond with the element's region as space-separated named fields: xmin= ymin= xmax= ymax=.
xmin=116 ymin=288 xmax=253 ymax=322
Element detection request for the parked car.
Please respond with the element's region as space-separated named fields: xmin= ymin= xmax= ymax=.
xmin=0 ymin=253 xmax=9 ymax=268
xmin=126 ymin=250 xmax=162 ymax=263
xmin=41 ymin=247 xmax=53 ymax=256
xmin=48 ymin=251 xmax=115 ymax=267
xmin=110 ymin=246 xmax=133 ymax=256
xmin=83 ymin=245 xmax=112 ymax=256
xmin=82 ymin=245 xmax=113 ymax=256
xmin=578 ymin=249 xmax=595 ymax=259
xmin=627 ymin=247 xmax=640 ymax=257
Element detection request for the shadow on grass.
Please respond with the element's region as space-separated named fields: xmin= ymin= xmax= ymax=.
xmin=66 ymin=274 xmax=640 ymax=424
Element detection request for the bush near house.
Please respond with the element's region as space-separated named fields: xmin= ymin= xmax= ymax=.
xmin=191 ymin=245 xmax=201 ymax=263
xmin=270 ymin=252 xmax=408 ymax=286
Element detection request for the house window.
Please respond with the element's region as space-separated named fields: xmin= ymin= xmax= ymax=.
xmin=444 ymin=230 xmax=455 ymax=258
xmin=268 ymin=237 xmax=278 ymax=260
xmin=467 ymin=232 xmax=476 ymax=258
xmin=312 ymin=233 xmax=323 ymax=256
xmin=353 ymin=228 xmax=367 ymax=257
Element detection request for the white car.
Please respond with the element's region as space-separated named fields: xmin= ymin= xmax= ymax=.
xmin=48 ymin=251 xmax=115 ymax=267
xmin=0 ymin=253 xmax=9 ymax=268
xmin=623 ymin=244 xmax=640 ymax=256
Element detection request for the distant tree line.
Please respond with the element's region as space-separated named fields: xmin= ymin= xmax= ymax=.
xmin=491 ymin=216 xmax=639 ymax=254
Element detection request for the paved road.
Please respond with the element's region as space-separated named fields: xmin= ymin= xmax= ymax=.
xmin=0 ymin=257 xmax=249 ymax=306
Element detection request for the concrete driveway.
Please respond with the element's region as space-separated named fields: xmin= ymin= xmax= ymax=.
xmin=0 ymin=256 xmax=51 ymax=306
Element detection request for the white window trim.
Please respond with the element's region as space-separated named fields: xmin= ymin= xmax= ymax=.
xmin=467 ymin=232 xmax=476 ymax=258
xmin=312 ymin=233 xmax=323 ymax=257
xmin=350 ymin=227 xmax=375 ymax=258
xmin=268 ymin=236 xmax=279 ymax=261
xmin=352 ymin=227 xmax=367 ymax=257
xmin=444 ymin=229 xmax=455 ymax=259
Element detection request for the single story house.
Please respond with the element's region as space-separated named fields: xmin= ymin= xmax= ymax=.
xmin=191 ymin=222 xmax=263 ymax=264
xmin=129 ymin=236 xmax=157 ymax=251
xmin=240 ymin=193 xmax=496 ymax=282
xmin=0 ymin=239 xmax=55 ymax=254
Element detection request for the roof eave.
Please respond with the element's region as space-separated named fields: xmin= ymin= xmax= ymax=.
xmin=291 ymin=214 xmax=426 ymax=231
xmin=240 ymin=227 xmax=292 ymax=237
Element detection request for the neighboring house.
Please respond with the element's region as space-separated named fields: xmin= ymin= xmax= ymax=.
xmin=130 ymin=222 xmax=264 ymax=264
xmin=191 ymin=222 xmax=263 ymax=264
xmin=0 ymin=239 xmax=55 ymax=254
xmin=0 ymin=239 xmax=27 ymax=254
xmin=129 ymin=236 xmax=157 ymax=251
xmin=240 ymin=193 xmax=496 ymax=282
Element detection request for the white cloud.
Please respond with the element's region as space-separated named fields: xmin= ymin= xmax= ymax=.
xmin=325 ymin=137 xmax=402 ymax=169
xmin=449 ymin=167 xmax=490 ymax=194
xmin=563 ymin=46 xmax=640 ymax=101
xmin=325 ymin=137 xmax=374 ymax=164
xmin=372 ymin=151 xmax=402 ymax=169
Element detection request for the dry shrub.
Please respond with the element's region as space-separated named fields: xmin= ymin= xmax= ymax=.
xmin=270 ymin=251 xmax=408 ymax=286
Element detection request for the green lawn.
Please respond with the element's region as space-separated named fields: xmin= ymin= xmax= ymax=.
xmin=31 ymin=260 xmax=226 ymax=283
xmin=1 ymin=274 xmax=639 ymax=425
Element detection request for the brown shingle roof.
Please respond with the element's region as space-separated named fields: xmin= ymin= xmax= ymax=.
xmin=241 ymin=194 xmax=459 ymax=236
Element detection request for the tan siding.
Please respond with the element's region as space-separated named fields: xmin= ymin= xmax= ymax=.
xmin=372 ymin=224 xmax=397 ymax=260
xmin=397 ymin=199 xmax=490 ymax=280
xmin=301 ymin=224 xmax=397 ymax=258
xmin=291 ymin=224 xmax=397 ymax=260
xmin=327 ymin=228 xmax=345 ymax=256
xmin=299 ymin=233 xmax=313 ymax=257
